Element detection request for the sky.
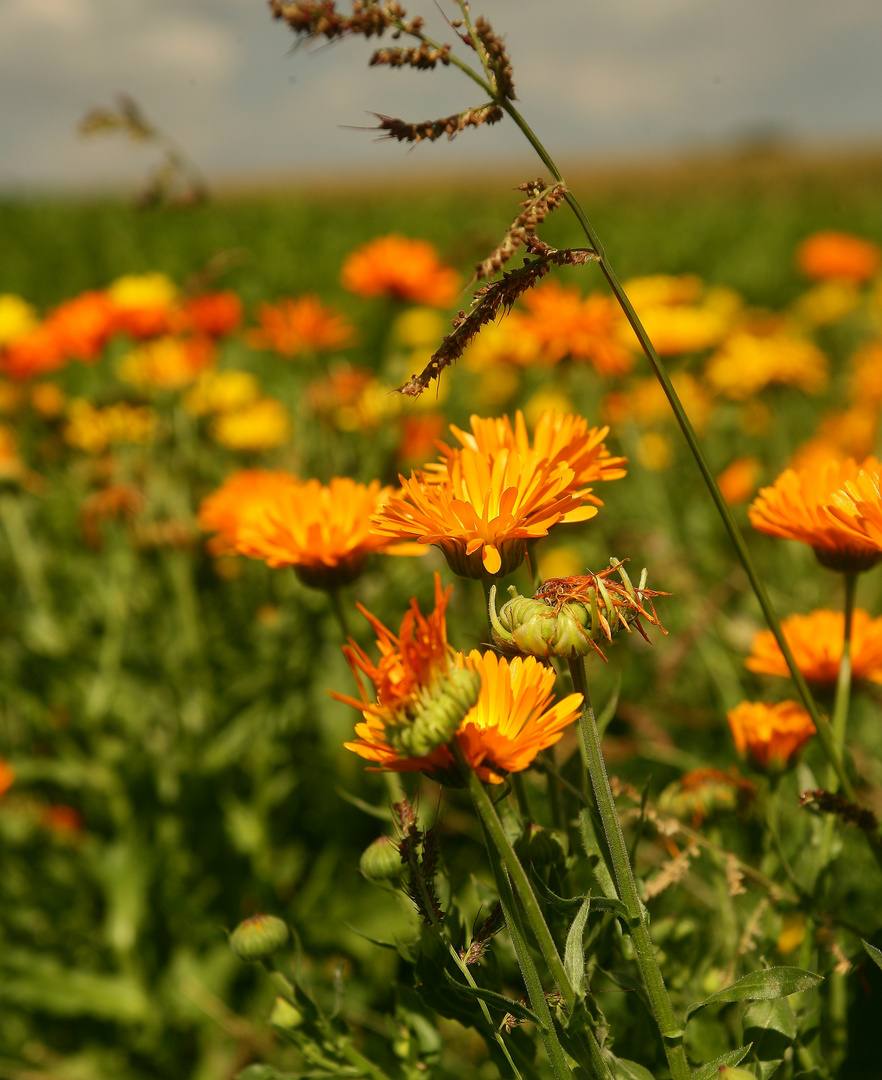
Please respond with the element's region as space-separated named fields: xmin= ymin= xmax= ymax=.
xmin=2 ymin=0 xmax=881 ymax=192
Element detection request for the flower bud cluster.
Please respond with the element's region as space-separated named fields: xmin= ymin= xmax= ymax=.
xmin=372 ymin=105 xmax=503 ymax=145
xmin=269 ymin=1 xmax=423 ymax=44
xmin=473 ymin=16 xmax=516 ymax=101
xmin=370 ymin=44 xmax=451 ymax=69
xmin=489 ymin=559 xmax=666 ymax=661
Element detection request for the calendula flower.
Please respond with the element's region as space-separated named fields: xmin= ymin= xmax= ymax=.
xmin=46 ymin=291 xmax=116 ymax=362
xmin=183 ymin=370 xmax=262 ymax=417
xmin=118 ymin=335 xmax=216 ymax=390
xmin=716 ymin=456 xmax=761 ymax=506
xmin=335 ymin=575 xmax=480 ymax=763
xmin=247 ymin=295 xmax=354 ymax=356
xmin=517 ymin=281 xmax=636 ymax=375
xmin=658 ymin=767 xmax=755 ymax=826
xmin=108 ymin=273 xmax=177 ymax=338
xmin=0 ymin=294 xmax=38 ymax=346
xmin=198 ymin=470 xmax=298 ymax=555
xmin=797 ymin=231 xmax=880 ymax=284
xmin=0 ymin=324 xmax=64 ymax=381
xmin=826 ymin=464 xmax=882 ymax=553
xmin=0 ymin=755 xmax=13 ymax=797
xmin=790 ymin=407 xmax=880 ymax=474
xmin=624 ymin=275 xmax=738 ymax=356
xmin=63 ymin=399 xmax=158 ymax=455
xmin=30 ymin=382 xmax=66 ymax=419
xmin=230 ymin=476 xmax=415 ymax=587
xmin=177 ymin=291 xmax=242 ymax=338
xmin=0 ymin=424 xmax=26 ymax=483
xmin=793 ymin=281 xmax=861 ymax=327
xmin=210 ymin=398 xmax=291 ymax=452
xmin=374 ymin=410 xmax=626 ymax=578
xmin=849 ymin=342 xmax=882 ymax=407
xmin=748 ymin=457 xmax=882 ymax=572
xmin=727 ymin=700 xmax=816 ymax=771
xmin=746 ymin=608 xmax=882 ymax=688
xmin=341 ymin=611 xmax=582 ymax=784
xmin=704 ymin=331 xmax=828 ymax=400
xmin=341 ymin=234 xmax=461 ymax=307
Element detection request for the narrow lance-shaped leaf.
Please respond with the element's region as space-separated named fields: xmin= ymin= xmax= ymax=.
xmin=684 ymin=967 xmax=822 ymax=1023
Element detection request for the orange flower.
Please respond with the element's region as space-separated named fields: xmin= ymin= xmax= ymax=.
xmin=0 ymin=755 xmax=13 ymax=797
xmin=229 ymin=476 xmax=413 ymax=587
xmin=746 ymin=608 xmax=882 ymax=687
xmin=247 ymin=295 xmax=354 ymax=356
xmin=374 ymin=410 xmax=626 ymax=578
xmin=748 ymin=457 xmax=882 ymax=572
xmin=108 ymin=273 xmax=178 ymax=339
xmin=177 ymin=291 xmax=242 ymax=338
xmin=518 ymin=281 xmax=636 ymax=375
xmin=727 ymin=700 xmax=816 ymax=771
xmin=826 ymin=464 xmax=882 ymax=553
xmin=0 ymin=323 xmax=64 ymax=381
xmin=340 ymin=234 xmax=461 ymax=307
xmin=343 ymin=630 xmax=582 ymax=784
xmin=716 ymin=456 xmax=761 ymax=505
xmin=704 ymin=331 xmax=828 ymax=400
xmin=118 ymin=335 xmax=217 ymax=390
xmin=198 ymin=469 xmax=299 ymax=556
xmin=46 ymin=290 xmax=117 ymax=363
xmin=797 ymin=231 xmax=881 ymax=284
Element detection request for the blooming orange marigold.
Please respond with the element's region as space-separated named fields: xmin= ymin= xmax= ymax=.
xmin=748 ymin=457 xmax=882 ymax=572
xmin=374 ymin=410 xmax=626 ymax=578
xmin=247 ymin=295 xmax=354 ymax=357
xmin=746 ymin=608 xmax=882 ymax=687
xmin=727 ymin=700 xmax=816 ymax=771
xmin=518 ymin=281 xmax=636 ymax=375
xmin=228 ymin=476 xmax=415 ymax=587
xmin=46 ymin=290 xmax=117 ymax=363
xmin=797 ymin=231 xmax=881 ymax=284
xmin=340 ymin=234 xmax=461 ymax=307
xmin=827 ymin=464 xmax=882 ymax=554
xmin=197 ymin=469 xmax=299 ymax=556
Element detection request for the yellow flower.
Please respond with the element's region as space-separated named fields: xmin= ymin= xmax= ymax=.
xmin=231 ymin=476 xmax=415 ymax=587
xmin=793 ymin=281 xmax=861 ymax=327
xmin=727 ymin=700 xmax=816 ymax=771
xmin=746 ymin=608 xmax=882 ymax=688
xmin=343 ymin=637 xmax=582 ymax=785
xmin=118 ymin=336 xmax=216 ymax=390
xmin=30 ymin=382 xmax=66 ymax=419
xmin=211 ymin=398 xmax=291 ymax=452
xmin=624 ymin=275 xmax=737 ymax=356
xmin=0 ymin=294 xmax=38 ymax=346
xmin=748 ymin=457 xmax=882 ymax=572
xmin=183 ymin=370 xmax=262 ymax=417
xmin=341 ymin=235 xmax=461 ymax=308
xmin=705 ymin=331 xmax=828 ymax=400
xmin=63 ymin=399 xmax=158 ymax=455
xmin=108 ymin=273 xmax=177 ymax=309
xmin=374 ymin=411 xmax=626 ymax=578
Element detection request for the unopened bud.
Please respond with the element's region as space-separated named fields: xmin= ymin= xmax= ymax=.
xmin=359 ymin=835 xmax=401 ymax=881
xmin=229 ymin=914 xmax=289 ymax=962
xmin=385 ymin=665 xmax=481 ymax=757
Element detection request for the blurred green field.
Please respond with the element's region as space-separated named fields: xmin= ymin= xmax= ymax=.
xmin=3 ymin=147 xmax=882 ymax=1080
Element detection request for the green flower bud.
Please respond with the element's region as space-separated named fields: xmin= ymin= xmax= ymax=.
xmin=269 ymin=995 xmax=303 ymax=1029
xmin=385 ymin=665 xmax=481 ymax=757
xmin=514 ymin=824 xmax=567 ymax=874
xmin=359 ymin=835 xmax=401 ymax=881
xmin=229 ymin=914 xmax=289 ymax=962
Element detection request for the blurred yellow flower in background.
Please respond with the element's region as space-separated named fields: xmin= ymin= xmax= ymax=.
xmin=183 ymin=370 xmax=262 ymax=417
xmin=0 ymin=294 xmax=38 ymax=346
xmin=211 ymin=398 xmax=291 ymax=452
xmin=704 ymin=331 xmax=828 ymax=399
xmin=63 ymin=399 xmax=158 ymax=455
xmin=716 ymin=456 xmax=761 ymax=506
xmin=118 ymin=336 xmax=217 ymax=390
xmin=108 ymin=273 xmax=178 ymax=339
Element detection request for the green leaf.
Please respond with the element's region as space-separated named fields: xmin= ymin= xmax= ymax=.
xmin=442 ymin=969 xmax=540 ymax=1025
xmin=744 ymin=998 xmax=797 ymax=1080
xmin=564 ymin=898 xmax=591 ymax=994
xmin=862 ymin=939 xmax=882 ymax=972
xmin=608 ymin=1055 xmax=656 ymax=1080
xmin=685 ymin=967 xmax=822 ymax=1022
xmin=690 ymin=1045 xmax=752 ymax=1080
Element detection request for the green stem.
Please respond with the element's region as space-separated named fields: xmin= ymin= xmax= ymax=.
xmin=568 ymin=658 xmax=690 ymax=1080
xmin=497 ymin=95 xmax=854 ymax=803
xmin=828 ymin=571 xmax=857 ymax=787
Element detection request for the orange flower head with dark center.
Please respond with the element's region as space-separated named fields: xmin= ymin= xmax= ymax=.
xmin=340 ymin=234 xmax=461 ymax=308
xmin=225 ymin=475 xmax=416 ymax=588
xmin=247 ymin=295 xmax=354 ymax=357
xmin=748 ymin=457 xmax=882 ymax=572
xmin=746 ymin=608 xmax=882 ymax=688
xmin=373 ymin=410 xmax=626 ymax=578
xmin=797 ymin=231 xmax=881 ymax=284
xmin=727 ymin=700 xmax=816 ymax=772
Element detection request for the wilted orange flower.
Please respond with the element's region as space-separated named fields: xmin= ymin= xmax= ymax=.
xmin=797 ymin=231 xmax=880 ymax=284
xmin=198 ymin=469 xmax=299 ymax=556
xmin=247 ymin=295 xmax=354 ymax=357
xmin=716 ymin=456 xmax=761 ymax=505
xmin=341 ymin=235 xmax=461 ymax=307
xmin=210 ymin=398 xmax=291 ymax=452
xmin=46 ymin=291 xmax=116 ymax=362
xmin=177 ymin=291 xmax=242 ymax=338
xmin=0 ymin=323 xmax=65 ymax=381
xmin=518 ymin=281 xmax=636 ymax=375
xmin=346 ymin=647 xmax=582 ymax=784
xmin=108 ymin=273 xmax=177 ymax=338
xmin=118 ymin=335 xmax=216 ymax=390
xmin=231 ymin=476 xmax=413 ymax=587
xmin=727 ymin=700 xmax=816 ymax=771
xmin=826 ymin=464 xmax=882 ymax=553
xmin=375 ymin=411 xmax=626 ymax=577
xmin=748 ymin=457 xmax=882 ymax=572
xmin=63 ymin=399 xmax=158 ymax=455
xmin=704 ymin=331 xmax=828 ymax=400
xmin=746 ymin=608 xmax=882 ymax=687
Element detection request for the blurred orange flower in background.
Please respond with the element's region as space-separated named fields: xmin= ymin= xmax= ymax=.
xmin=45 ymin=291 xmax=117 ymax=363
xmin=716 ymin=456 xmax=761 ymax=506
xmin=748 ymin=457 xmax=882 ymax=572
xmin=247 ymin=295 xmax=354 ymax=357
xmin=746 ymin=608 xmax=882 ymax=687
xmin=797 ymin=231 xmax=880 ymax=284
xmin=0 ymin=324 xmax=65 ymax=381
xmin=727 ymin=700 xmax=816 ymax=771
xmin=118 ymin=335 xmax=216 ymax=390
xmin=177 ymin=291 xmax=242 ymax=338
xmin=341 ymin=234 xmax=460 ymax=307
xmin=518 ymin=281 xmax=636 ymax=375
xmin=108 ymin=273 xmax=178 ymax=339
